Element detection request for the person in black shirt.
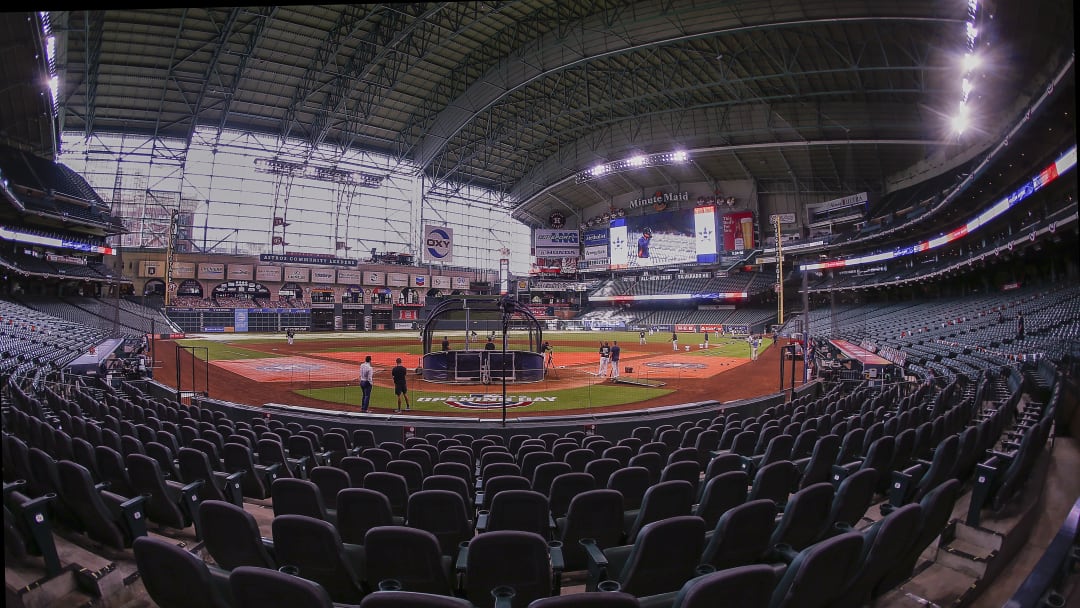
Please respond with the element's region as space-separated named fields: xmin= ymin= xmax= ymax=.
xmin=391 ymin=357 xmax=410 ymax=412
xmin=484 ymin=337 xmax=496 ymax=351
xmin=1016 ymin=311 xmax=1024 ymax=340
xmin=441 ymin=336 xmax=450 ymax=351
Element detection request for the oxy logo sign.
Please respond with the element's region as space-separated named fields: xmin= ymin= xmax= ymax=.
xmin=415 ymin=395 xmax=557 ymax=409
xmin=423 ymin=225 xmax=454 ymax=263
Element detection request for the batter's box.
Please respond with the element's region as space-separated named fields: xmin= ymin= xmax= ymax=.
xmin=213 ymin=356 xmax=361 ymax=382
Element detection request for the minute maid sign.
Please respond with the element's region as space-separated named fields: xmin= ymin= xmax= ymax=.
xmin=414 ymin=394 xmax=557 ymax=409
xmin=422 ymin=225 xmax=454 ymax=263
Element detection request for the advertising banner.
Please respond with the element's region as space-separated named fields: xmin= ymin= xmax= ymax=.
xmin=387 ymin=272 xmax=409 ymax=287
xmin=233 ymin=309 xmax=249 ymax=333
xmin=411 ymin=274 xmax=429 ymax=288
xmin=311 ymin=268 xmax=336 ymax=283
xmin=336 ymin=269 xmax=362 ymax=284
xmin=227 ymin=264 xmax=253 ymax=280
xmin=534 ymin=246 xmax=580 ymax=258
xmin=432 ymin=275 xmax=451 ymax=289
xmin=172 ymin=261 xmax=196 ymax=279
xmin=693 ymin=205 xmax=718 ymax=263
xmin=453 ymin=276 xmax=469 ymax=289
xmin=284 ymin=266 xmax=310 ymax=282
xmin=721 ymin=211 xmax=754 ymax=251
xmin=364 ymin=271 xmax=384 ymax=286
xmin=139 ymin=260 xmax=164 ymax=277
xmin=583 ymin=245 xmax=609 ymax=261
xmin=259 ymin=253 xmax=356 ymax=266
xmin=421 ymin=225 xmax=454 ymax=263
xmin=197 ymin=263 xmax=225 ymax=280
xmin=533 ymin=229 xmax=580 ymax=248
xmin=583 ymin=228 xmax=610 ymax=246
xmin=255 ymin=265 xmax=282 ymax=282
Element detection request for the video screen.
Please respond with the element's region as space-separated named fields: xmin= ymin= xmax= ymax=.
xmin=609 ymin=207 xmax=717 ymax=269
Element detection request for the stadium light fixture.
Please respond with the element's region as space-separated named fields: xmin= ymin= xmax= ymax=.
xmin=961 ymin=52 xmax=981 ymax=73
xmin=575 ymin=149 xmax=693 ymax=183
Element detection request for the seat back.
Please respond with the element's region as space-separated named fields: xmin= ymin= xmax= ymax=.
xmin=557 ymin=489 xmax=624 ymax=572
xmin=877 ymin=479 xmax=961 ymax=594
xmin=272 ymin=478 xmax=329 ymax=520
xmin=626 ymin=480 xmax=694 ymax=542
xmin=387 ymin=459 xmax=425 ymax=494
xmin=548 ymin=472 xmax=596 ymax=518
xmin=584 ymin=458 xmax=620 ymax=488
xmin=670 ymin=564 xmax=775 ymax=608
xmin=271 ymin=514 xmax=366 ymax=603
xmin=799 ymin=435 xmax=840 ymax=490
xmin=832 ymin=503 xmax=922 ymax=607
xmin=695 ymin=470 xmax=748 ymax=530
xmin=770 ymin=482 xmax=835 ymax=551
xmin=617 ymin=515 xmax=706 ymax=597
xmin=56 ymin=460 xmax=129 ymax=549
xmin=465 ymin=530 xmax=552 ymax=608
xmin=229 ymin=565 xmax=333 ymax=608
xmin=407 ymin=490 xmax=472 ymax=556
xmin=128 ymin=453 xmax=187 ymax=529
xmin=607 ymin=466 xmax=650 ymax=511
xmin=340 ymin=456 xmax=376 ymax=487
xmin=364 ymin=526 xmax=453 ymax=595
xmin=768 ymin=531 xmax=864 ymax=608
xmin=488 ymin=489 xmax=551 ymax=539
xmin=913 ymin=435 xmax=959 ymax=502
xmin=826 ymin=468 xmax=878 ymax=532
xmin=701 ymin=499 xmax=777 ymax=570
xmin=133 ymin=536 xmax=228 ymax=608
xmin=337 ymin=488 xmax=395 ymax=545
xmin=421 ymin=475 xmax=472 ymax=513
xmin=628 ymin=451 xmax=663 ymax=483
xmin=310 ymin=466 xmax=352 ymax=506
xmin=364 ymin=472 xmax=410 ymax=518
xmin=199 ymin=499 xmax=276 ymax=570
xmin=222 ymin=443 xmax=270 ymax=499
xmin=748 ymin=460 xmax=798 ymax=506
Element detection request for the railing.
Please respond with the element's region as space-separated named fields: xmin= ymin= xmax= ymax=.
xmin=1002 ymin=497 xmax=1080 ymax=608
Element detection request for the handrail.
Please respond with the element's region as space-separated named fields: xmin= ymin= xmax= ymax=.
xmin=1003 ymin=497 xmax=1080 ymax=608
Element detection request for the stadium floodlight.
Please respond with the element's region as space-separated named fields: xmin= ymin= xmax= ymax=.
xmin=966 ymin=22 xmax=978 ymax=43
xmin=961 ymin=77 xmax=974 ymax=98
xmin=576 ymin=149 xmax=692 ymax=183
xmin=961 ymin=52 xmax=981 ymax=73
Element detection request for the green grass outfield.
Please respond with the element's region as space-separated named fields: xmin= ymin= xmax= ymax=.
xmin=173 ymin=332 xmax=771 ymax=362
xmin=295 ymin=382 xmax=672 ymax=413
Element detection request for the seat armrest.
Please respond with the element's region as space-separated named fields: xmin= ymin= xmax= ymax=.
xmin=223 ymin=470 xmax=245 ymax=506
xmin=118 ymin=494 xmax=149 ymax=540
xmin=94 ymin=481 xmax=112 ymax=492
xmin=581 ymin=537 xmax=609 ymax=591
xmin=455 ymin=541 xmax=470 ymax=573
xmin=474 ymin=492 xmax=484 ymax=508
xmin=492 ymin=586 xmax=516 ymax=608
xmin=3 ymin=480 xmax=27 ymax=496
xmin=548 ymin=541 xmax=564 ymax=594
xmin=770 ymin=543 xmax=799 ymax=564
xmin=548 ymin=541 xmax=565 ymax=573
xmin=475 ymin=510 xmax=489 ymax=532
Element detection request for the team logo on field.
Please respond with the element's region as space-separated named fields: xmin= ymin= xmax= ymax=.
xmin=643 ymin=361 xmax=707 ymax=370
xmin=255 ymin=363 xmax=325 ymax=373
xmin=416 ymin=395 xmax=556 ymax=410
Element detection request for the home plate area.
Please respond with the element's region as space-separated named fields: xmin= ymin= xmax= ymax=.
xmin=618 ymin=353 xmax=748 ymax=379
xmin=212 ymin=356 xmax=361 ymax=382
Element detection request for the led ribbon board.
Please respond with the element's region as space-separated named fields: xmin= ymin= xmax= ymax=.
xmin=800 ymin=145 xmax=1077 ymax=272
xmin=0 ymin=226 xmax=115 ymax=255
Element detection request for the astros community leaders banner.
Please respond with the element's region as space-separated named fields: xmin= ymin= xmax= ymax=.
xmin=422 ymin=225 xmax=454 ymax=263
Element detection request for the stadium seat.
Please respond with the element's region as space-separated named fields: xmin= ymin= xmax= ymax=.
xmin=555 ymin=489 xmax=625 ymax=572
xmin=407 ymin=489 xmax=473 ymax=556
xmin=133 ymin=536 xmax=232 ymax=608
xmin=458 ymin=529 xmax=562 ymax=608
xmin=700 ymin=499 xmax=777 ymax=571
xmin=768 ymin=532 xmax=864 ymax=608
xmin=364 ymin=525 xmax=455 ymax=595
xmin=694 ymin=470 xmax=749 ymax=530
xmin=198 ymin=499 xmax=278 ymax=571
xmin=669 ymin=564 xmax=776 ymax=608
xmin=583 ymin=515 xmax=706 ymax=597
xmin=271 ymin=514 xmax=368 ymax=603
xmin=230 ymin=565 xmax=334 ymax=608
